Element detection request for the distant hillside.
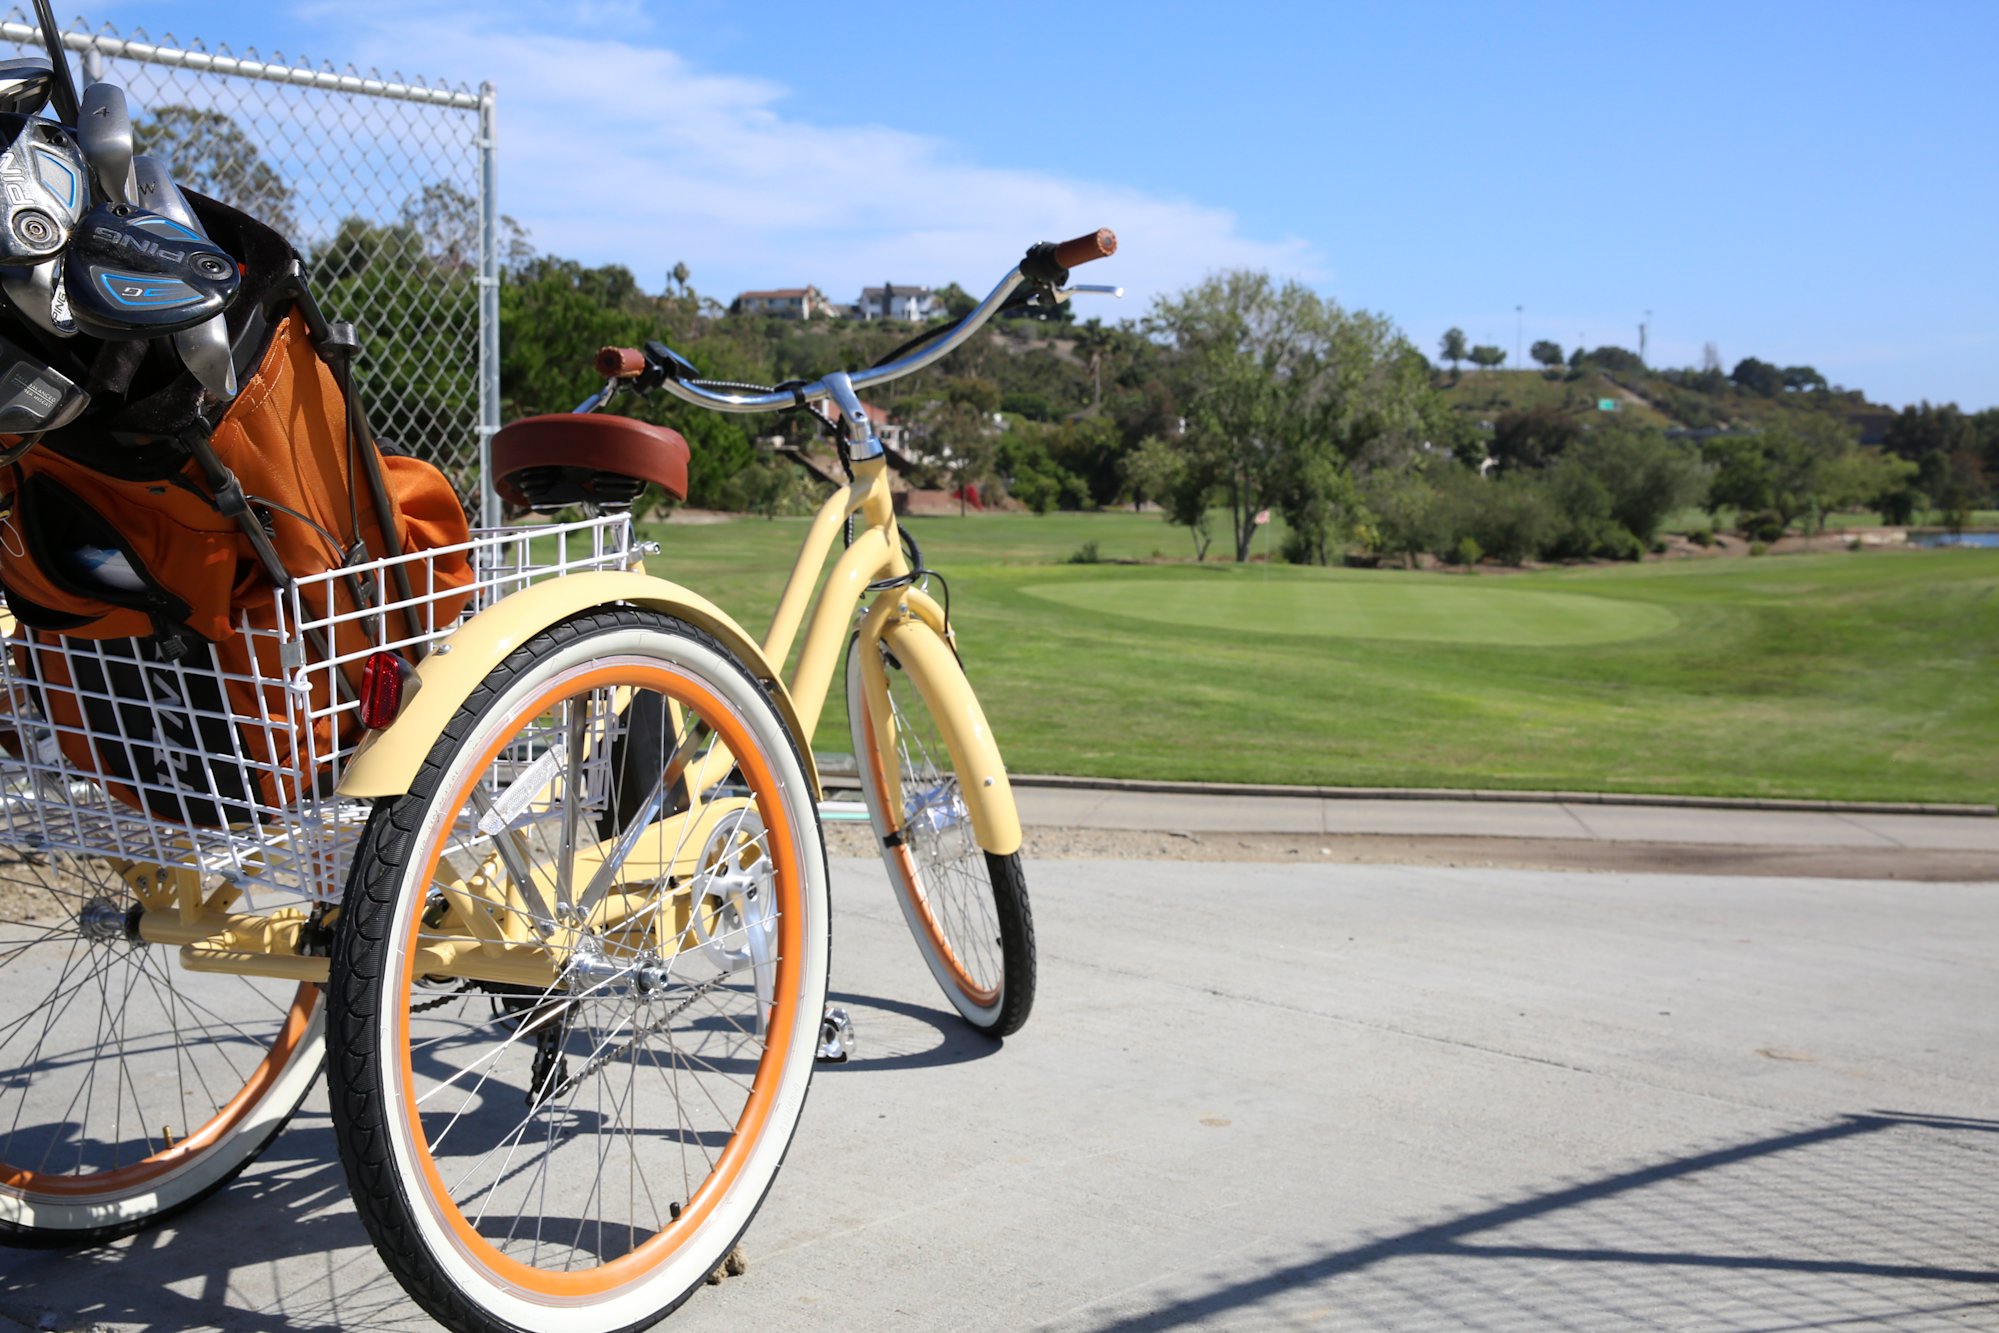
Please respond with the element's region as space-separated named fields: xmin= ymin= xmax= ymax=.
xmin=1435 ymin=363 xmax=1892 ymax=440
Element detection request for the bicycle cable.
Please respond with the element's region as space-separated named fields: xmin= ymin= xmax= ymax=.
xmin=866 ymin=292 xmax=1040 ymax=370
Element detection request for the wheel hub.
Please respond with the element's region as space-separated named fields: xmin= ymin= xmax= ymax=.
xmin=77 ymin=896 xmax=138 ymax=945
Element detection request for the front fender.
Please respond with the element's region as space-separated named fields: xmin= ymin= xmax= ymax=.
xmin=336 ymin=570 xmax=818 ymax=800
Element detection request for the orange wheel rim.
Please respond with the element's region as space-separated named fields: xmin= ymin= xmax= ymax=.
xmin=393 ymin=660 xmax=805 ymax=1298
xmin=0 ymin=983 xmax=317 ymax=1198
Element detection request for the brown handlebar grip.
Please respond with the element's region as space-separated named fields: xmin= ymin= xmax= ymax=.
xmin=596 ymin=346 xmax=646 ymax=379
xmin=1051 ymin=228 xmax=1117 ymax=269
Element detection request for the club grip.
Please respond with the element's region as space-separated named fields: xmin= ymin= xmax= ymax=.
xmin=1051 ymin=228 xmax=1117 ymax=269
xmin=596 ymin=346 xmax=646 ymax=379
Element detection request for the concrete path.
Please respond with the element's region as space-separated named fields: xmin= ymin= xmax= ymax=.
xmin=5 ymin=857 xmax=1994 ymax=1331
xmin=1013 ymin=786 xmax=1999 ymax=853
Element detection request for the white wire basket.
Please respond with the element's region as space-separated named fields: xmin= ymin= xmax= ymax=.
xmin=0 ymin=513 xmax=637 ymax=908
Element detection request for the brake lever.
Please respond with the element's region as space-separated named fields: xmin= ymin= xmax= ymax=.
xmin=644 ymin=340 xmax=698 ymax=384
xmin=1059 ymin=284 xmax=1124 ymax=300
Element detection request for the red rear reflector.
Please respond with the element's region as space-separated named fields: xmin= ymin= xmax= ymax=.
xmin=359 ymin=651 xmax=411 ymax=729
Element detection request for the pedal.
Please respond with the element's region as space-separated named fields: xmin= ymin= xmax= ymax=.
xmin=817 ymin=1005 xmax=855 ymax=1063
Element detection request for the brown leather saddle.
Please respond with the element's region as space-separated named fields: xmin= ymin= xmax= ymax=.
xmin=491 ymin=414 xmax=690 ymax=512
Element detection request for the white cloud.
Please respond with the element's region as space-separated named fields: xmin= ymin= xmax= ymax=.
xmin=339 ymin=14 xmax=1317 ymax=314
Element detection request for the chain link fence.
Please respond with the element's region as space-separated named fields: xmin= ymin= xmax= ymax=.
xmin=0 ymin=10 xmax=499 ymax=519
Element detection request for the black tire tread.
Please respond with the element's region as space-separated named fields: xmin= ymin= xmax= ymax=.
xmin=980 ymin=850 xmax=1036 ymax=1039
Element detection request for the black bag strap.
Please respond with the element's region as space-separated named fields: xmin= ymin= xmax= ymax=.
xmin=287 ymin=273 xmax=426 ymax=649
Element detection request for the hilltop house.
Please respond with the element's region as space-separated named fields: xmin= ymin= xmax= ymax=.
xmin=857 ymin=284 xmax=942 ymax=321
xmin=734 ymin=286 xmax=834 ymax=319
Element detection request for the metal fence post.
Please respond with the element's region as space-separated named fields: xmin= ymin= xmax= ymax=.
xmin=478 ymin=83 xmax=501 ymax=529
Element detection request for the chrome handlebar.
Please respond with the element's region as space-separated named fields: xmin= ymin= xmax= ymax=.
xmin=582 ymin=232 xmax=1122 ymax=456
xmin=651 ymin=266 xmax=1061 ymax=416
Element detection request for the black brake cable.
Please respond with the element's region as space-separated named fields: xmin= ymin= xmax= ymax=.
xmin=867 ymin=293 xmax=1037 ymax=370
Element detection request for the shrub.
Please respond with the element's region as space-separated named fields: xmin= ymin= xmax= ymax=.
xmin=1596 ymin=526 xmax=1645 ymax=561
xmin=1466 ymin=474 xmax=1560 ymax=566
xmin=1066 ymin=540 xmax=1102 ymax=565
xmin=1749 ymin=540 xmax=1769 ymax=557
xmin=1000 ymin=391 xmax=1056 ymax=421
xmin=1740 ymin=509 xmax=1787 ymax=542
xmin=1687 ymin=525 xmax=1714 ymax=547
xmin=1452 ymin=535 xmax=1483 ymax=567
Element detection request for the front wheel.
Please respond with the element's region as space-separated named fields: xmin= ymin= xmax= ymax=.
xmin=329 ymin=609 xmax=829 ymax=1333
xmin=845 ymin=631 xmax=1035 ymax=1038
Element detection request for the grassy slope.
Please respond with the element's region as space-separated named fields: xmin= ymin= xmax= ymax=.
xmin=1437 ymin=369 xmax=1679 ymax=428
xmin=640 ymin=511 xmax=1998 ymax=803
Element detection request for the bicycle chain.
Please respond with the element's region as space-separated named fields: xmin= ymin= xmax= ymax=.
xmin=564 ymin=969 xmax=735 ymax=1093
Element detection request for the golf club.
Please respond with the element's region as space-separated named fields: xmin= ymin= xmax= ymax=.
xmin=27 ymin=0 xmax=78 ymax=126
xmin=135 ymin=155 xmax=238 ymax=399
xmin=64 ymin=202 xmax=240 ymax=339
xmin=0 ymin=256 xmax=74 ymax=337
xmin=0 ymin=113 xmax=87 ymax=266
xmin=0 ymin=58 xmax=54 ymax=117
xmin=77 ymin=81 xmax=136 ymax=208
xmin=0 ymin=328 xmax=86 ymax=435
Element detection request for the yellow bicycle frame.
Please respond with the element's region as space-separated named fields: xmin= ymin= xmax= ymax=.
xmin=344 ymin=451 xmax=1019 ymax=855
xmin=764 ymin=453 xmax=1021 ymax=856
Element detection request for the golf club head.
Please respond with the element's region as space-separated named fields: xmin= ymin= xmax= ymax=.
xmin=64 ymin=202 xmax=240 ymax=339
xmin=132 ymin=155 xmax=200 ymax=230
xmin=0 ymin=329 xmax=86 ymax=435
xmin=0 ymin=256 xmax=75 ymax=337
xmin=172 ymin=316 xmax=236 ymax=400
xmin=77 ymin=81 xmax=136 ymax=207
xmin=134 ymin=158 xmax=238 ymax=399
xmin=0 ymin=113 xmax=86 ymax=265
xmin=0 ymin=57 xmax=54 ymax=117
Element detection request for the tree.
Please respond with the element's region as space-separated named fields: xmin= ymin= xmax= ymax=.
xmin=1490 ymin=405 xmax=1582 ymax=472
xmin=1729 ymin=357 xmax=1784 ymax=397
xmin=1704 ymin=414 xmax=1864 ymax=533
xmin=1819 ymin=446 xmax=1918 ymax=517
xmin=1530 ymin=339 xmax=1564 ymax=370
xmin=923 ymin=377 xmax=1003 ymax=514
xmin=934 ymin=282 xmax=977 ymax=320
xmin=1124 ymin=435 xmax=1218 ymax=560
xmin=400 ymin=181 xmax=483 ymax=273
xmin=1073 ymin=319 xmax=1116 ymax=408
xmin=1439 ymin=327 xmax=1468 ymax=380
xmin=1781 ymin=365 xmax=1828 ymax=395
xmin=1468 ymin=344 xmax=1506 ymax=373
xmin=1572 ymin=426 xmax=1707 ymax=546
xmin=1577 ymin=345 xmax=1645 ymax=374
xmin=1152 ymin=271 xmax=1427 ymax=563
xmin=133 ymin=106 xmax=296 ymax=236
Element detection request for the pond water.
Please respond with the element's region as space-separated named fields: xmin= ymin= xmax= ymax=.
xmin=1909 ymin=532 xmax=1999 ymax=548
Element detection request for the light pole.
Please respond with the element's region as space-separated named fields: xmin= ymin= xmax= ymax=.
xmin=1640 ymin=309 xmax=1652 ymax=366
xmin=1515 ymin=305 xmax=1523 ymax=371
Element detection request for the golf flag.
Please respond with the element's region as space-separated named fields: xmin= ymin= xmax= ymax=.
xmin=1253 ymin=508 xmax=1271 ymax=526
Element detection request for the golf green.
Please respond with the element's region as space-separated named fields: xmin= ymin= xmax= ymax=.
xmin=1020 ymin=577 xmax=1680 ymax=646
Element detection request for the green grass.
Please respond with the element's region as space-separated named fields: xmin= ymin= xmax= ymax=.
xmin=639 ymin=510 xmax=1999 ymax=803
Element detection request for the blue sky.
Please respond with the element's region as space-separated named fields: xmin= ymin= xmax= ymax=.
xmin=68 ymin=1 xmax=1999 ymax=408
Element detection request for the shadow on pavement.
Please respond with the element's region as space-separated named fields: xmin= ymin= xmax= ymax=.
xmin=0 ymin=1113 xmax=420 ymax=1333
xmin=812 ymin=989 xmax=1007 ymax=1073
xmin=1072 ymin=1110 xmax=1999 ymax=1331
xmin=0 ymin=989 xmax=997 ymax=1331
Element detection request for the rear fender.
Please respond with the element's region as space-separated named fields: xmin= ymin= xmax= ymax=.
xmin=336 ymin=570 xmax=818 ymax=799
